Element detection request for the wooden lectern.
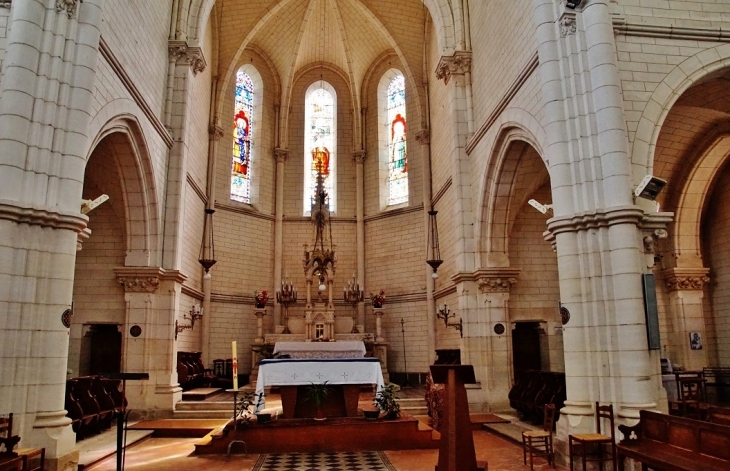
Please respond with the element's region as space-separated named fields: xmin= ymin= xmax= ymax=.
xmin=430 ymin=365 xmax=487 ymax=471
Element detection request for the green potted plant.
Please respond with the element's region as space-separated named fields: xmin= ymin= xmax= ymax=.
xmin=305 ymin=382 xmax=331 ymax=420
xmin=374 ymin=383 xmax=401 ymax=420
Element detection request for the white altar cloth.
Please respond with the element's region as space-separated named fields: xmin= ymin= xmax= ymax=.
xmin=273 ymin=340 xmax=366 ymax=359
xmin=254 ymin=358 xmax=384 ymax=412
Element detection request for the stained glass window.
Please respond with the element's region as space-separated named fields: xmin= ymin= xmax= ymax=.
xmin=387 ymin=75 xmax=408 ymax=205
xmin=231 ymin=71 xmax=254 ymax=203
xmin=304 ymin=85 xmax=336 ymax=213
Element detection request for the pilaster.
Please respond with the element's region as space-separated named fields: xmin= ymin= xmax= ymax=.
xmin=353 ymin=150 xmax=366 ymax=328
xmin=273 ymin=148 xmax=290 ymax=327
xmin=661 ymin=267 xmax=710 ymax=371
xmin=115 ymin=267 xmax=185 ymax=415
xmin=436 ymin=51 xmax=476 ymax=275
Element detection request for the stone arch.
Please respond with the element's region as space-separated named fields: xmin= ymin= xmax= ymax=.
xmin=671 ymin=126 xmax=730 ymax=266
xmin=475 ymin=111 xmax=548 ymax=267
xmin=86 ymin=107 xmax=160 ymax=267
xmin=630 ymin=44 xmax=730 ymax=183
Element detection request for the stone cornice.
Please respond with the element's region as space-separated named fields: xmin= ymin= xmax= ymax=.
xmin=364 ymin=203 xmax=423 ymax=223
xmin=114 ymin=267 xmax=187 ymax=293
xmin=466 ymin=52 xmax=538 ymax=155
xmin=215 ymin=202 xmax=276 ymax=221
xmin=662 ymin=267 xmax=710 ymax=292
xmin=613 ymin=20 xmax=730 ymax=43
xmin=433 ymin=283 xmax=457 ymax=300
xmin=186 ymin=173 xmax=207 ymax=205
xmin=0 ymin=200 xmax=88 ymax=232
xmin=352 ymin=150 xmax=367 ymax=164
xmin=415 ymin=128 xmax=430 ymax=145
xmin=99 ymin=37 xmax=174 ymax=149
xmin=432 ymin=177 xmax=452 ymax=207
xmin=546 ymin=206 xmax=644 ymax=236
xmin=181 ymin=283 xmax=204 ymax=300
xmin=435 ymin=51 xmax=472 ymax=85
xmin=274 ymin=148 xmax=289 ymax=163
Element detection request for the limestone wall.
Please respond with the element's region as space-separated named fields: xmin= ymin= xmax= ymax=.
xmin=617 ymin=0 xmax=730 ymax=28
xmin=0 ymin=6 xmax=8 ymax=77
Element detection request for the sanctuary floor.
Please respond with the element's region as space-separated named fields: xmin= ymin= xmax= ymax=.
xmin=86 ymin=428 xmax=565 ymax=470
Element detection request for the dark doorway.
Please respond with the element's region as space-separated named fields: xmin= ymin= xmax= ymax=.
xmin=87 ymin=324 xmax=122 ymax=375
xmin=512 ymin=322 xmax=542 ymax=381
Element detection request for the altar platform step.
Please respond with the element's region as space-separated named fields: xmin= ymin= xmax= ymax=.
xmin=181 ymin=387 xmax=222 ymax=401
xmin=194 ymin=413 xmax=439 ymax=455
xmin=396 ymin=397 xmax=428 ymax=416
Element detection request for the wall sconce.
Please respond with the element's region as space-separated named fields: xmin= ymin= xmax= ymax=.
xmin=198 ymin=208 xmax=217 ymax=273
xmin=175 ymin=304 xmax=203 ymax=340
xmin=427 ymin=210 xmax=443 ymax=279
xmin=528 ymin=199 xmax=553 ymax=215
xmin=436 ymin=303 xmax=463 ymax=338
xmin=566 ymin=0 xmax=582 ymax=8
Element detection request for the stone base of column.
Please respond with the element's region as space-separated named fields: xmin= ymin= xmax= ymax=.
xmin=43 ymin=450 xmax=80 ymax=471
xmin=28 ymin=411 xmax=78 ymax=471
xmin=553 ymin=401 xmax=595 ymax=466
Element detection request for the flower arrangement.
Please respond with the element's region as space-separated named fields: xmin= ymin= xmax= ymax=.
xmin=370 ymin=290 xmax=385 ymax=308
xmin=254 ymin=290 xmax=269 ymax=308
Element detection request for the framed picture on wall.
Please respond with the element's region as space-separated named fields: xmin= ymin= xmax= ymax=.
xmin=690 ymin=332 xmax=703 ymax=350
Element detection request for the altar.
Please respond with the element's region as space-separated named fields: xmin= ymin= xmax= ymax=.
xmin=255 ymin=358 xmax=384 ymax=418
xmin=273 ymin=341 xmax=366 ymax=359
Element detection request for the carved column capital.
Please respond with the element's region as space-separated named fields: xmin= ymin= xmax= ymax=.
xmin=114 ymin=267 xmax=187 ymax=293
xmin=274 ymin=148 xmax=290 ymax=163
xmin=118 ymin=276 xmax=160 ymax=293
xmin=662 ymin=267 xmax=710 ymax=292
xmin=56 ymin=0 xmax=81 ymax=18
xmin=415 ymin=128 xmax=430 ymax=145
xmin=168 ymin=40 xmax=188 ymax=62
xmin=352 ymin=150 xmax=367 ymax=164
xmin=209 ymin=124 xmax=225 ymax=140
xmin=435 ymin=51 xmax=472 ymax=85
xmin=475 ymin=268 xmax=521 ymax=293
xmin=559 ymin=11 xmax=577 ymax=37
xmin=186 ymin=46 xmax=207 ymax=75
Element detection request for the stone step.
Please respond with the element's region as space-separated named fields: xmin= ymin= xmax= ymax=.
xmin=174 ymin=409 xmax=233 ymax=419
xmin=176 ymin=401 xmax=234 ymax=411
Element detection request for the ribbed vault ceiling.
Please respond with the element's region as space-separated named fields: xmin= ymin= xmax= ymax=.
xmin=216 ymin=0 xmax=427 ymax=101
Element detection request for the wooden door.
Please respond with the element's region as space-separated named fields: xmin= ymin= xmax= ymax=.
xmin=512 ymin=322 xmax=542 ymax=381
xmin=88 ymin=324 xmax=122 ymax=375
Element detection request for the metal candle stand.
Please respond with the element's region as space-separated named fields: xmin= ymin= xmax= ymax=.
xmin=436 ymin=304 xmax=463 ymax=338
xmin=343 ymin=275 xmax=364 ymax=333
xmin=276 ymin=279 xmax=297 ymax=334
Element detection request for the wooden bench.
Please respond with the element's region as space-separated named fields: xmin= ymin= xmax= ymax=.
xmin=616 ymin=409 xmax=730 ymax=471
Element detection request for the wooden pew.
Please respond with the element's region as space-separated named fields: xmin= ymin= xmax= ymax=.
xmin=616 ymin=409 xmax=730 ymax=471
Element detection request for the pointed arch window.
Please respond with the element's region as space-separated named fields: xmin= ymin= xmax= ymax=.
xmin=304 ymin=82 xmax=337 ymax=215
xmin=378 ymin=71 xmax=409 ymax=209
xmin=231 ymin=70 xmax=254 ymax=203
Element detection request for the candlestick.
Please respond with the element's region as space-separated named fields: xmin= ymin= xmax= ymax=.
xmin=232 ymin=341 xmax=238 ymax=390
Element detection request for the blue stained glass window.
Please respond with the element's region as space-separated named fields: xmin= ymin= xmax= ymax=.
xmin=387 ymin=75 xmax=408 ymax=205
xmin=231 ymin=71 xmax=254 ymax=203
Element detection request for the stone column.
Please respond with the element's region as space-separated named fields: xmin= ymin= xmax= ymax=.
xmin=662 ymin=268 xmax=710 ymax=371
xmin=0 ymin=1 xmax=104 ymax=468
xmin=254 ymin=308 xmax=267 ymax=344
xmin=353 ymin=150 xmax=367 ymax=328
xmin=532 ymin=2 xmax=660 ymax=460
xmin=273 ymin=148 xmax=289 ymax=328
xmin=115 ymin=267 xmax=185 ymax=413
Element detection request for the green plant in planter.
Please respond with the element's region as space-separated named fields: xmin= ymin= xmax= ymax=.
xmin=305 ymin=382 xmax=332 ymax=419
xmin=254 ymin=392 xmax=272 ymax=423
xmin=374 ymin=383 xmax=401 ymax=420
xmin=234 ymin=391 xmax=256 ymax=428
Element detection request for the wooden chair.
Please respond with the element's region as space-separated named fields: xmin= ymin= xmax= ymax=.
xmin=568 ymin=402 xmax=616 ymax=471
xmin=0 ymin=456 xmax=22 ymax=471
xmin=669 ymin=377 xmax=707 ymax=419
xmin=522 ymin=403 xmax=556 ymax=470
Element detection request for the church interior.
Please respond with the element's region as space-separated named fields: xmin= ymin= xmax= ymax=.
xmin=3 ymin=0 xmax=730 ymax=470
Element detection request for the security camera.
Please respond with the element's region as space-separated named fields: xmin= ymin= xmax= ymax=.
xmin=566 ymin=0 xmax=582 ymax=8
xmin=634 ymin=175 xmax=667 ymax=201
xmin=528 ymin=199 xmax=553 ymax=215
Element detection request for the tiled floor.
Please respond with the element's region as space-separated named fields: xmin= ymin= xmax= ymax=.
xmin=86 ymin=428 xmax=565 ymax=470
